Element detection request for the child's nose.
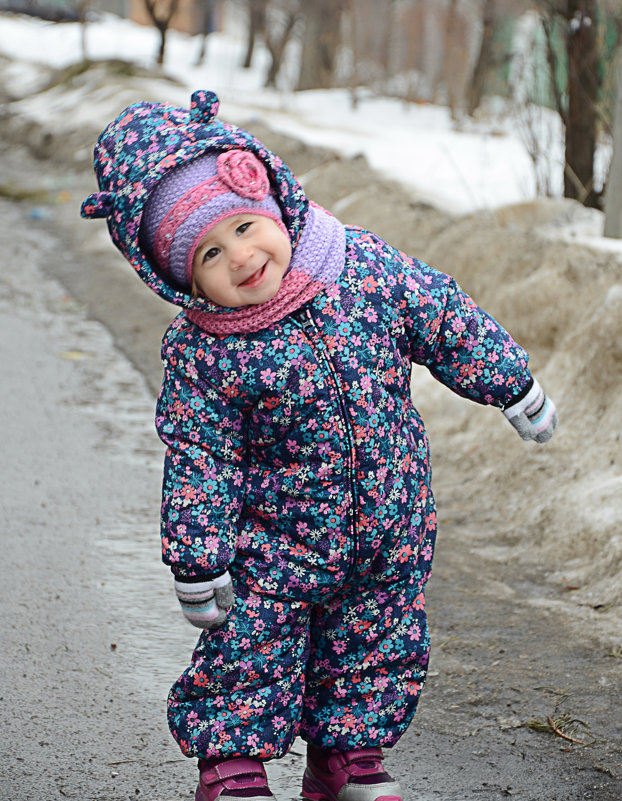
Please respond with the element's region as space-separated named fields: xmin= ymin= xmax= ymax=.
xmin=230 ymin=243 xmax=252 ymax=270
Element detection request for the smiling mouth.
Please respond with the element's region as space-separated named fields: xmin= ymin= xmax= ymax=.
xmin=239 ymin=263 xmax=267 ymax=288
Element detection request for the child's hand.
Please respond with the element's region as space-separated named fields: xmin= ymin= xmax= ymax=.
xmin=503 ymin=378 xmax=558 ymax=443
xmin=174 ymin=571 xmax=234 ymax=629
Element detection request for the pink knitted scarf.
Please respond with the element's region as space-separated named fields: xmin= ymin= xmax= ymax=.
xmin=186 ymin=205 xmax=345 ymax=336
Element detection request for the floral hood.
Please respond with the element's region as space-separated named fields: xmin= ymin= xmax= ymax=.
xmin=81 ymin=90 xmax=309 ymax=311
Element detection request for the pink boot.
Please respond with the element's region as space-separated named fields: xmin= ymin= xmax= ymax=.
xmin=195 ymin=757 xmax=276 ymax=801
xmin=302 ymin=746 xmax=403 ymax=801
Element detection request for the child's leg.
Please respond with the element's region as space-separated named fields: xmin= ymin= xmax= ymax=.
xmin=300 ymin=573 xmax=430 ymax=750
xmin=167 ymin=579 xmax=312 ymax=761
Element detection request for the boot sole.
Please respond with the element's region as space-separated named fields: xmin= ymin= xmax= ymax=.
xmin=302 ymin=775 xmax=402 ymax=801
xmin=303 ymin=794 xmax=402 ymax=801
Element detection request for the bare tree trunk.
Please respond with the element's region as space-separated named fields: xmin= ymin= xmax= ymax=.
xmin=264 ymin=5 xmax=300 ymax=88
xmin=563 ymin=0 xmax=599 ymax=206
xmin=144 ymin=0 xmax=180 ymax=66
xmin=243 ymin=0 xmax=268 ymax=69
xmin=297 ymin=0 xmax=344 ymax=91
xmin=541 ymin=11 xmax=566 ymax=120
xmin=195 ymin=0 xmax=216 ymax=66
xmin=605 ymin=51 xmax=622 ymax=236
xmin=442 ymin=0 xmax=460 ymax=119
xmin=77 ymin=0 xmax=90 ymax=61
xmin=343 ymin=0 xmax=359 ymax=104
xmin=467 ymin=0 xmax=496 ymax=117
xmin=377 ymin=0 xmax=393 ymax=80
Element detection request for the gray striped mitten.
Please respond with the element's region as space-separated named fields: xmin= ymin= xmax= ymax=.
xmin=174 ymin=570 xmax=235 ymax=629
xmin=503 ymin=378 xmax=557 ymax=443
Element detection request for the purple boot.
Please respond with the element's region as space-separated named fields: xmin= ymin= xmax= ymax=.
xmin=302 ymin=746 xmax=403 ymax=801
xmin=195 ymin=758 xmax=276 ymax=801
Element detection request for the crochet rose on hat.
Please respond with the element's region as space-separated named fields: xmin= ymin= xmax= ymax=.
xmin=218 ymin=151 xmax=270 ymax=200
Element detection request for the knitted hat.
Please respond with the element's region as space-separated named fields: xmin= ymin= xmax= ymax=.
xmin=80 ymin=90 xmax=311 ymax=314
xmin=140 ymin=149 xmax=284 ymax=289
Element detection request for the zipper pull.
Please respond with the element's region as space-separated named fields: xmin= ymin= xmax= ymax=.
xmin=294 ymin=307 xmax=315 ymax=333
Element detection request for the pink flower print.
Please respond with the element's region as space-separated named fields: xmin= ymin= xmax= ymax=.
xmin=313 ymin=440 xmax=330 ymax=458
xmin=237 ymin=704 xmax=253 ymax=720
xmin=299 ymin=379 xmax=314 ymax=397
xmin=296 ymin=521 xmax=310 ymax=537
xmin=217 ymin=150 xmax=270 ymax=200
xmin=317 ymin=464 xmax=332 ymax=479
xmin=260 ymin=368 xmax=277 ymax=385
xmin=192 ymin=670 xmax=209 ymax=687
xmin=361 ymin=275 xmax=379 ymax=293
xmin=374 ymin=674 xmax=390 ymax=691
xmin=405 ymin=274 xmax=420 ymax=291
xmin=341 ymin=714 xmax=357 ymax=731
xmin=360 ymin=375 xmax=373 ymax=393
xmin=396 ymin=543 xmax=414 ymax=563
xmin=203 ymin=535 xmax=220 ymax=553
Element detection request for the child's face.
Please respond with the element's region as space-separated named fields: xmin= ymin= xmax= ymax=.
xmin=192 ymin=214 xmax=292 ymax=308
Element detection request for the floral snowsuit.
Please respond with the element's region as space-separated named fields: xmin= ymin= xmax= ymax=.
xmin=156 ymin=227 xmax=530 ymax=759
xmin=81 ymin=90 xmax=532 ymax=763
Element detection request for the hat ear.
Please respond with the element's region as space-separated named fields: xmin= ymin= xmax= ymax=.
xmin=190 ymin=90 xmax=220 ymax=124
xmin=81 ymin=191 xmax=116 ymax=218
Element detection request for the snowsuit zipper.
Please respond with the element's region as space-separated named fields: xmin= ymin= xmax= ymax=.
xmin=293 ymin=307 xmax=360 ymax=583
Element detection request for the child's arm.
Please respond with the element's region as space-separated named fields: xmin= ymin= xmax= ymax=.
xmin=397 ymin=254 xmax=557 ymax=442
xmin=155 ymin=338 xmax=248 ymax=627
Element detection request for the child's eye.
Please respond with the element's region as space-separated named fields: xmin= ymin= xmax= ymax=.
xmin=201 ymin=247 xmax=220 ymax=262
xmin=236 ymin=222 xmax=252 ymax=236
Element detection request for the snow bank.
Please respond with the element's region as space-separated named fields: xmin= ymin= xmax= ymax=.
xmin=414 ymin=199 xmax=622 ymax=614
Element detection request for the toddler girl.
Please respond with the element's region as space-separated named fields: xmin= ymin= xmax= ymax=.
xmin=81 ymin=90 xmax=557 ymax=801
